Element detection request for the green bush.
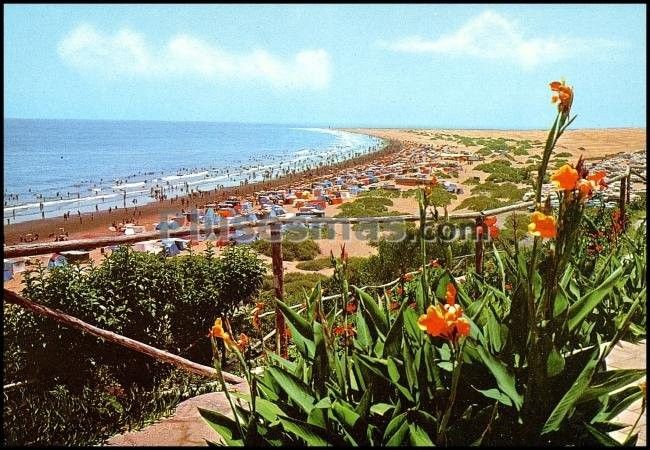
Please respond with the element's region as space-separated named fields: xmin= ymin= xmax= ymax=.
xmin=455 ymin=195 xmax=507 ymax=212
xmin=3 ymin=244 xmax=266 ymax=446
xmin=476 ymin=160 xmax=528 ymax=183
xmin=470 ymin=182 xmax=528 ymax=202
xmin=358 ymin=189 xmax=401 ymax=199
xmin=295 ymin=258 xmax=333 ymax=271
xmin=251 ymin=232 xmax=321 ymax=261
xmin=334 ymin=196 xmax=402 ymax=219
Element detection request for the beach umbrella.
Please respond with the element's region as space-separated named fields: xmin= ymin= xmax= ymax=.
xmin=48 ymin=254 xmax=67 ymax=268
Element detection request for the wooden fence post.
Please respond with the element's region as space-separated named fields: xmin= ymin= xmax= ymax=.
xmin=619 ymin=173 xmax=627 ymax=230
xmin=270 ymin=221 xmax=288 ymax=358
xmin=475 ymin=216 xmax=485 ymax=275
xmin=626 ymin=169 xmax=631 ymax=204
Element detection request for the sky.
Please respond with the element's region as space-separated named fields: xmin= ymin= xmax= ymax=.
xmin=3 ymin=4 xmax=647 ymax=128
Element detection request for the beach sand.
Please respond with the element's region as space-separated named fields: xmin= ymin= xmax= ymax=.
xmin=4 ymin=127 xmax=645 ymax=264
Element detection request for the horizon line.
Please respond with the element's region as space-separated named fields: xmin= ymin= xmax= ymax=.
xmin=4 ymin=117 xmax=646 ymax=131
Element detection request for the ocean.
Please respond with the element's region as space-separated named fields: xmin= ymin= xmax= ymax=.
xmin=3 ymin=119 xmax=383 ymax=223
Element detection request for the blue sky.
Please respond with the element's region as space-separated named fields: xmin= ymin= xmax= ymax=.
xmin=4 ymin=4 xmax=646 ymax=128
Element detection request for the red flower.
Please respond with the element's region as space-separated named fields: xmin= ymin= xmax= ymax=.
xmin=445 ymin=282 xmax=457 ymax=305
xmin=477 ymin=216 xmax=499 ymax=239
xmin=402 ymin=273 xmax=414 ymax=282
xmin=345 ymin=300 xmax=357 ymax=314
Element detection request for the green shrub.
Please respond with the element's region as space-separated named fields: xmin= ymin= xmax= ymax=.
xmin=295 ymin=258 xmax=333 ymax=271
xmin=335 ymin=196 xmax=395 ymax=218
xmin=3 ymin=244 xmax=266 ymax=446
xmin=455 ymin=195 xmax=507 ymax=211
xmin=470 ymin=182 xmax=528 ymax=202
xmin=358 ymin=189 xmax=401 ymax=199
xmin=251 ymin=233 xmax=321 ymax=261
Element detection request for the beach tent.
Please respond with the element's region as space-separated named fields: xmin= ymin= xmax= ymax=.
xmin=133 ymin=240 xmax=163 ymax=254
xmin=48 ymin=253 xmax=68 ymax=268
xmin=204 ymin=208 xmax=217 ymax=224
xmin=161 ymin=239 xmax=181 ymax=257
xmin=155 ymin=221 xmax=180 ymax=231
xmin=4 ymin=260 xmax=14 ymax=281
xmin=60 ymin=250 xmax=91 ymax=264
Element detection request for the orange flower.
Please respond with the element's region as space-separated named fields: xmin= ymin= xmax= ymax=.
xmin=237 ymin=333 xmax=250 ymax=351
xmin=396 ymin=286 xmax=404 ymax=296
xmin=587 ymin=170 xmax=607 ymax=189
xmin=576 ymin=179 xmax=593 ymax=200
xmin=418 ymin=305 xmax=447 ymax=337
xmin=389 ymin=301 xmax=400 ymax=311
xmin=477 ymin=216 xmax=499 ymax=239
xmin=550 ymin=80 xmax=573 ymax=114
xmin=418 ymin=283 xmax=470 ymax=342
xmin=208 ymin=318 xmax=237 ymax=349
xmin=455 ymin=317 xmax=471 ymax=337
xmin=251 ymin=301 xmax=265 ymax=330
xmin=429 ymin=259 xmax=440 ymax=268
xmin=345 ymin=300 xmax=357 ymax=314
xmin=402 ymin=273 xmax=414 ymax=282
xmin=528 ymin=211 xmax=557 ymax=239
xmin=445 ymin=282 xmax=457 ymax=305
xmin=551 ymin=164 xmax=579 ymax=191
xmin=333 ymin=324 xmax=356 ymax=338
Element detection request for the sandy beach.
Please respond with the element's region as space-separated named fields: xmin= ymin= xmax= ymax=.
xmin=4 ymin=127 xmax=645 ymax=260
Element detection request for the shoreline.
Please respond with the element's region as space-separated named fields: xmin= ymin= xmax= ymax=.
xmin=2 ymin=138 xmax=397 ymax=246
xmin=4 ymin=126 xmax=646 ymax=248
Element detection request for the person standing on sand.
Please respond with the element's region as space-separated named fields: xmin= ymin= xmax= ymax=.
xmin=41 ymin=211 xmax=45 ymax=219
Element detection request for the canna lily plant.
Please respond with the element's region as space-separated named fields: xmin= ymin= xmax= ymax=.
xmin=198 ymin=80 xmax=646 ymax=446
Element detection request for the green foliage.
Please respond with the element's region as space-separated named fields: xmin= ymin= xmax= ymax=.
xmin=462 ymin=177 xmax=481 ymax=185
xmin=360 ymin=223 xmax=474 ymax=284
xmin=555 ymin=152 xmax=573 ymax=158
xmin=358 ymin=189 xmax=402 ymax=199
xmin=4 ymin=245 xmax=265 ymax=445
xmin=251 ymin=232 xmax=321 ymax=261
xmin=2 ymin=369 xmax=220 ymax=446
xmin=295 ymin=258 xmax=333 ymax=271
xmin=334 ymin=196 xmax=397 ymax=218
xmin=475 ymin=160 xmax=529 ymax=183
xmin=470 ymin=182 xmax=528 ymax=202
xmin=455 ymin=195 xmax=508 ymax=212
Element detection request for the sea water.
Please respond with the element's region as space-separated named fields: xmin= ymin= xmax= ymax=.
xmin=4 ymin=119 xmax=383 ymax=223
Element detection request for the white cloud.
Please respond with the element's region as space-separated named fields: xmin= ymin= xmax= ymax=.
xmin=58 ymin=24 xmax=331 ymax=90
xmin=381 ymin=11 xmax=619 ymax=69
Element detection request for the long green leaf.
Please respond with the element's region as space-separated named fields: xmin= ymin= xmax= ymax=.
xmin=198 ymin=407 xmax=243 ymax=446
xmin=584 ymin=422 xmax=625 ymax=446
xmin=476 ymin=345 xmax=522 ymax=409
xmin=382 ymin=301 xmax=407 ymax=358
xmin=355 ymin=287 xmax=388 ymax=334
xmin=267 ymin=366 xmax=316 ymax=415
xmin=409 ymin=422 xmax=435 ymax=446
xmin=542 ymin=348 xmax=600 ymax=434
xmin=383 ymin=412 xmax=408 ymax=446
xmin=579 ymin=369 xmax=646 ymax=404
xmin=567 ymin=266 xmax=625 ymax=332
xmin=278 ymin=416 xmax=330 ymax=446
xmin=275 ymin=298 xmax=313 ymax=339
